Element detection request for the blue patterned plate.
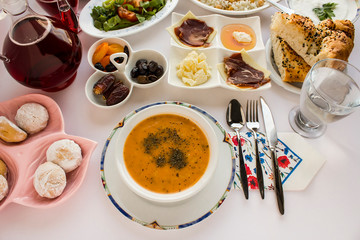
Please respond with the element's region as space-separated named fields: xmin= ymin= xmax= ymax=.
xmin=79 ymin=0 xmax=179 ymax=38
xmin=100 ymin=102 xmax=235 ymax=230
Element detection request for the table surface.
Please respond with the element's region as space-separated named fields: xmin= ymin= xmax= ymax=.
xmin=0 ymin=0 xmax=360 ymax=239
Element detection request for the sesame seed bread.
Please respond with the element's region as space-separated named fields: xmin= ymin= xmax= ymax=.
xmin=271 ymin=34 xmax=311 ymax=83
xmin=270 ymin=12 xmax=354 ymax=66
xmin=270 ymin=12 xmax=354 ymax=82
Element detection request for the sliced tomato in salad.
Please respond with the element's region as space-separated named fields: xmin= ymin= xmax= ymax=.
xmin=117 ymin=6 xmax=138 ymax=22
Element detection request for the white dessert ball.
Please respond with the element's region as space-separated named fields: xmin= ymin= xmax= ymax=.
xmin=15 ymin=103 xmax=49 ymax=134
xmin=33 ymin=162 xmax=66 ymax=199
xmin=46 ymin=139 xmax=82 ymax=173
xmin=0 ymin=175 xmax=9 ymax=201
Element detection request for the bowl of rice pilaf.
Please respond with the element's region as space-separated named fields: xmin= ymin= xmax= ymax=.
xmin=190 ymin=0 xmax=274 ymax=15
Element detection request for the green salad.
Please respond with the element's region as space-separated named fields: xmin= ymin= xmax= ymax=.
xmin=91 ymin=0 xmax=166 ymax=32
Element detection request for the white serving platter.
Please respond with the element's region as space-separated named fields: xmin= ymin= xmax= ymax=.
xmin=79 ymin=0 xmax=178 ymax=38
xmin=190 ymin=0 xmax=279 ymax=15
xmin=168 ymin=13 xmax=270 ymax=91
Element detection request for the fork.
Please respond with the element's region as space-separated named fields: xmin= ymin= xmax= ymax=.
xmin=265 ymin=0 xmax=294 ymax=14
xmin=246 ymin=100 xmax=265 ymax=199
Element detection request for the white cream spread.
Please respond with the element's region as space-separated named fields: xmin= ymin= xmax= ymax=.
xmin=289 ymin=0 xmax=358 ymax=23
xmin=232 ymin=31 xmax=252 ymax=43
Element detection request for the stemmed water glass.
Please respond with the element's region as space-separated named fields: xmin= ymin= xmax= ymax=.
xmin=289 ymin=58 xmax=360 ymax=138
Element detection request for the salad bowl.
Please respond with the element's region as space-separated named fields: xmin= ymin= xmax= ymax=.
xmin=79 ymin=0 xmax=179 ymax=38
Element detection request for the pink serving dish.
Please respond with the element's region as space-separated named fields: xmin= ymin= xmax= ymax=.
xmin=0 ymin=94 xmax=97 ymax=211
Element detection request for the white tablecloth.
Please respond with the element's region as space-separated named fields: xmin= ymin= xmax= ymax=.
xmin=0 ymin=0 xmax=360 ymax=239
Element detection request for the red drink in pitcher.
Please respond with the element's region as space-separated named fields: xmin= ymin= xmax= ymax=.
xmin=36 ymin=0 xmax=78 ymax=18
xmin=2 ymin=14 xmax=82 ymax=91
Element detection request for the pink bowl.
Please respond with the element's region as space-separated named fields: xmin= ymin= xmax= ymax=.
xmin=0 ymin=94 xmax=97 ymax=211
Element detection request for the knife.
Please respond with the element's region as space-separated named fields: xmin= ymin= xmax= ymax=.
xmin=260 ymin=97 xmax=284 ymax=215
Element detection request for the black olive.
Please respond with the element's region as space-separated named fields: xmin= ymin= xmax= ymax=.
xmin=136 ymin=59 xmax=147 ymax=68
xmin=94 ymin=62 xmax=105 ymax=71
xmin=148 ymin=61 xmax=158 ymax=73
xmin=155 ymin=65 xmax=164 ymax=78
xmin=114 ymin=57 xmax=124 ymax=64
xmin=105 ymin=63 xmax=117 ymax=72
xmin=138 ymin=62 xmax=148 ymax=75
xmin=130 ymin=67 xmax=139 ymax=78
xmin=148 ymin=74 xmax=158 ymax=82
xmin=124 ymin=46 xmax=130 ymax=63
xmin=137 ymin=75 xmax=149 ymax=84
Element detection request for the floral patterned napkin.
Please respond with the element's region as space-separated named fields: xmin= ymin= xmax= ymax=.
xmin=228 ymin=131 xmax=303 ymax=191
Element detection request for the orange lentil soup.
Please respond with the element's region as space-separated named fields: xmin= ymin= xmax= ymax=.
xmin=220 ymin=24 xmax=256 ymax=51
xmin=123 ymin=114 xmax=210 ymax=194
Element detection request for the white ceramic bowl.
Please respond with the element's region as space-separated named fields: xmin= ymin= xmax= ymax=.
xmin=285 ymin=0 xmax=359 ymax=23
xmin=87 ymin=37 xmax=132 ymax=73
xmin=86 ymin=38 xmax=168 ymax=108
xmin=115 ymin=104 xmax=219 ymax=205
xmin=85 ymin=70 xmax=134 ymax=109
xmin=123 ymin=49 xmax=168 ymax=88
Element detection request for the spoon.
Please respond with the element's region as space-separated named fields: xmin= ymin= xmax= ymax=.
xmin=226 ymin=99 xmax=249 ymax=199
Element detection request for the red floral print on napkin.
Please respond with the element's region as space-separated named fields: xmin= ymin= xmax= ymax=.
xmin=245 ymin=165 xmax=252 ymax=175
xmin=231 ymin=136 xmax=245 ymax=146
xmin=278 ymin=156 xmax=290 ymax=168
xmin=248 ymin=176 xmax=258 ymax=189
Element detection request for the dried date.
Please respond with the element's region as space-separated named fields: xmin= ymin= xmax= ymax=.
xmin=92 ymin=74 xmax=130 ymax=106
xmin=93 ymin=74 xmax=116 ymax=95
xmin=103 ymin=81 xmax=123 ymax=100
xmin=106 ymin=83 xmax=130 ymax=106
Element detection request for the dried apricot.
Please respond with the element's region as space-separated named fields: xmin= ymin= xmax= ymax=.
xmin=100 ymin=55 xmax=111 ymax=68
xmin=92 ymin=42 xmax=109 ymax=65
xmin=107 ymin=44 xmax=124 ymax=55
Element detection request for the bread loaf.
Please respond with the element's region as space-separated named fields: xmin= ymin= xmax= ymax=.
xmin=270 ymin=12 xmax=354 ymax=82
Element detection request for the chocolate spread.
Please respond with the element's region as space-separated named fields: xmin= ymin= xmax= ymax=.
xmin=174 ymin=19 xmax=214 ymax=47
xmin=224 ymin=53 xmax=270 ymax=88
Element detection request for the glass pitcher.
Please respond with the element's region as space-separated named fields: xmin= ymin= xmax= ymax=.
xmin=0 ymin=0 xmax=82 ymax=92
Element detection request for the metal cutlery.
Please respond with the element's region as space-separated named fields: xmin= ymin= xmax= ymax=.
xmin=260 ymin=97 xmax=285 ymax=215
xmin=246 ymin=100 xmax=265 ymax=199
xmin=226 ymin=99 xmax=249 ymax=199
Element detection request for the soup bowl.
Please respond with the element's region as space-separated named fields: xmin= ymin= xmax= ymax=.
xmin=115 ymin=104 xmax=219 ymax=205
